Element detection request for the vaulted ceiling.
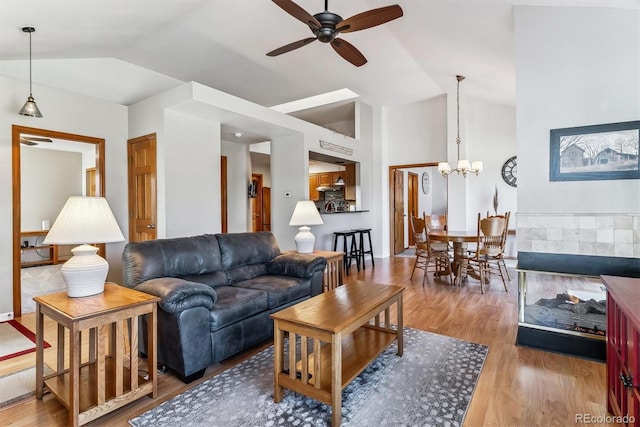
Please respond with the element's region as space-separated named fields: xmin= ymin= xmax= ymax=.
xmin=1 ymin=0 xmax=636 ymax=110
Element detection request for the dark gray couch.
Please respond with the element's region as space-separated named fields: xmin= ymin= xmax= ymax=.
xmin=121 ymin=231 xmax=326 ymax=383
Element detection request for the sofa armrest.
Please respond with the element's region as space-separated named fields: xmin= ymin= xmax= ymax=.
xmin=135 ymin=278 xmax=217 ymax=314
xmin=267 ymin=253 xmax=327 ymax=279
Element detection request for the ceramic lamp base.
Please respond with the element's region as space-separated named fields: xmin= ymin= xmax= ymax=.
xmin=294 ymin=226 xmax=315 ymax=254
xmin=61 ymin=244 xmax=108 ymax=297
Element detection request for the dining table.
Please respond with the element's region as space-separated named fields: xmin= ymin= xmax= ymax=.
xmin=428 ymin=230 xmax=484 ymax=284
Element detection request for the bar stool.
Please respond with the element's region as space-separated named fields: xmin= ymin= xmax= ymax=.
xmin=353 ymin=228 xmax=374 ymax=269
xmin=332 ymin=231 xmax=360 ymax=275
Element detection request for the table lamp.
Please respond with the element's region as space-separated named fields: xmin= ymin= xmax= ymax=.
xmin=43 ymin=196 xmax=125 ymax=297
xmin=288 ymin=200 xmax=323 ymax=253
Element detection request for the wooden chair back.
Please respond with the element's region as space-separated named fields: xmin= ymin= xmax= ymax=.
xmin=409 ymin=214 xmax=428 ymax=252
xmin=424 ymin=213 xmax=447 ymax=232
xmin=478 ymin=213 xmax=506 ymax=257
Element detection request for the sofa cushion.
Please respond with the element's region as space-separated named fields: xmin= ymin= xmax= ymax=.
xmin=122 ymin=234 xmax=223 ymax=287
xmin=225 ymin=264 xmax=268 ymax=284
xmin=233 ymin=275 xmax=310 ymax=309
xmin=215 ymin=232 xmax=281 ymax=270
xmin=182 ymin=271 xmax=229 ymax=288
xmin=208 ymin=286 xmax=269 ymax=332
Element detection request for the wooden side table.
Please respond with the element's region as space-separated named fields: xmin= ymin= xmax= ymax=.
xmin=286 ymin=250 xmax=344 ymax=292
xmin=34 ymin=283 xmax=160 ymax=427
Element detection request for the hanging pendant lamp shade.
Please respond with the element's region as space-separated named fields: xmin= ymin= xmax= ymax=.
xmin=18 ymin=27 xmax=43 ymax=118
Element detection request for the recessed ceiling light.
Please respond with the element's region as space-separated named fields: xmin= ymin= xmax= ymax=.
xmin=234 ymin=132 xmax=243 ymax=138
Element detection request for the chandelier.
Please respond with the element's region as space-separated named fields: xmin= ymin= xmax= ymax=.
xmin=438 ymin=75 xmax=481 ymax=177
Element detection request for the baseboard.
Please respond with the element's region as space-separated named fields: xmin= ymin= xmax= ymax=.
xmin=0 ymin=312 xmax=14 ymax=322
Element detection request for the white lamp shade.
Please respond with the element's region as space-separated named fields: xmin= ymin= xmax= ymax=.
xmin=471 ymin=160 xmax=483 ymax=171
xmin=43 ymin=196 xmax=125 ymax=245
xmin=438 ymin=162 xmax=451 ymax=172
xmin=43 ymin=196 xmax=124 ymax=298
xmin=289 ymin=200 xmax=323 ymax=226
xmin=457 ymin=159 xmax=470 ymax=170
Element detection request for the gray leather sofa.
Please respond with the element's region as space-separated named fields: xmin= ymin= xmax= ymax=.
xmin=122 ymin=231 xmax=326 ymax=383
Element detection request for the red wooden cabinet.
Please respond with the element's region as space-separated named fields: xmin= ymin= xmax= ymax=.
xmin=603 ymin=275 xmax=640 ymax=426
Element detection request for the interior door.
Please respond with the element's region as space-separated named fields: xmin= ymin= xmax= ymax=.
xmin=86 ymin=167 xmax=97 ymax=196
xmin=251 ymin=174 xmax=263 ymax=232
xmin=262 ymin=187 xmax=271 ymax=231
xmin=128 ymin=134 xmax=157 ymax=242
xmin=407 ymin=172 xmax=418 ymax=246
xmin=393 ymin=169 xmax=405 ymax=254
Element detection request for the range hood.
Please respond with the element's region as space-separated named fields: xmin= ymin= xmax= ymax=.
xmin=316 ymin=185 xmax=344 ymax=192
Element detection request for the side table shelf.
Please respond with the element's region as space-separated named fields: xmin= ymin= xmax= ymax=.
xmin=35 ymin=283 xmax=160 ymax=427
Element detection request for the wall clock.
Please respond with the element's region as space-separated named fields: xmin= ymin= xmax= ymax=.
xmin=501 ymin=156 xmax=517 ymax=187
xmin=421 ymin=172 xmax=430 ymax=194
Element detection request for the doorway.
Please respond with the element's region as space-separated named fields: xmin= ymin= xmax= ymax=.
xmin=388 ymin=162 xmax=444 ymax=256
xmin=12 ymin=125 xmax=105 ymax=317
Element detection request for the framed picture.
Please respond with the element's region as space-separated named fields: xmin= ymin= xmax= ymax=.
xmin=550 ymin=120 xmax=640 ymax=182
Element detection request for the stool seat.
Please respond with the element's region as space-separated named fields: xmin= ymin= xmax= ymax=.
xmin=332 ymin=231 xmax=360 ymax=274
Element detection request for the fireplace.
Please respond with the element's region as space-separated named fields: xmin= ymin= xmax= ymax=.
xmin=516 ymin=252 xmax=639 ymax=361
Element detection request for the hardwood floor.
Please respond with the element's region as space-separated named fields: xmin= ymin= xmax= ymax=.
xmin=0 ymin=256 xmax=612 ymax=426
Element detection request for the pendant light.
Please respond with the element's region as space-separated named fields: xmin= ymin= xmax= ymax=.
xmin=18 ymin=26 xmax=43 ymax=118
xmin=438 ymin=75 xmax=481 ymax=177
xmin=334 ymin=162 xmax=345 ymax=186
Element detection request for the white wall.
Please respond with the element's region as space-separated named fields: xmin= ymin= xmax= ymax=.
xmin=0 ymin=76 xmax=128 ymax=315
xmin=21 ymin=148 xmax=82 ymax=231
xmin=222 ymin=140 xmax=250 ymax=232
xmin=164 ymin=110 xmax=221 ymax=237
xmin=466 ymin=98 xmax=517 ymax=226
xmin=515 ymin=6 xmax=640 ymax=215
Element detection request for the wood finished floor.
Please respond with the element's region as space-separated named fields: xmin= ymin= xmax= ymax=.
xmin=0 ymin=256 xmax=613 ymax=426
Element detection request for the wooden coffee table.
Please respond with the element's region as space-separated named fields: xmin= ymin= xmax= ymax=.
xmin=271 ymin=282 xmax=404 ymax=426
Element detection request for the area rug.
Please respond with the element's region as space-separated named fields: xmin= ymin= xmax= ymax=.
xmin=0 ymin=320 xmax=50 ymax=361
xmin=0 ymin=364 xmax=55 ymax=409
xmin=129 ymin=327 xmax=488 ymax=427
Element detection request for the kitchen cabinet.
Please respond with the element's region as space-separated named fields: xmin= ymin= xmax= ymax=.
xmin=345 ymin=164 xmax=356 ymax=201
xmin=309 ymin=174 xmax=319 ymax=201
xmin=603 ymin=275 xmax=639 ymax=426
xmin=317 ymin=172 xmax=334 ymax=187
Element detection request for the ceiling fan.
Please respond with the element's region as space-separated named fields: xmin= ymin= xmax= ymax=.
xmin=267 ymin=0 xmax=403 ymax=67
xmin=20 ymin=136 xmax=52 ymax=146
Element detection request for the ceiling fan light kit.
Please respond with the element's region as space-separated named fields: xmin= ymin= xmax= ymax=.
xmin=438 ymin=75 xmax=482 ymax=177
xmin=268 ymin=0 xmax=403 ymax=67
xmin=18 ymin=26 xmax=43 ymax=118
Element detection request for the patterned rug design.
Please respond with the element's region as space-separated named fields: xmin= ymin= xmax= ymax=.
xmin=0 ymin=320 xmax=50 ymax=361
xmin=129 ymin=327 xmax=488 ymax=427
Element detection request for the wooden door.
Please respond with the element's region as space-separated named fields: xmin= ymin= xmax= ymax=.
xmin=407 ymin=172 xmax=418 ymax=246
xmin=127 ymin=134 xmax=157 ymax=242
xmin=221 ymin=156 xmax=228 ymax=233
xmin=393 ymin=169 xmax=405 ymax=254
xmin=262 ymin=187 xmax=271 ymax=231
xmin=251 ymin=174 xmax=263 ymax=232
xmin=85 ymin=167 xmax=96 ymax=196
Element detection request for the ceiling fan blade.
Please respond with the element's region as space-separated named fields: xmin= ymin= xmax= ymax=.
xmin=267 ymin=37 xmax=317 ymax=57
xmin=330 ymin=38 xmax=367 ymax=67
xmin=337 ymin=5 xmax=403 ymax=33
xmin=23 ymin=137 xmax=53 ymax=142
xmin=20 ymin=139 xmax=38 ymax=146
xmin=272 ymin=0 xmax=321 ymax=30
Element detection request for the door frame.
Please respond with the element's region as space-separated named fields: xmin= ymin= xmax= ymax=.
xmin=12 ymin=125 xmax=105 ymax=317
xmin=388 ymin=162 xmax=440 ymax=256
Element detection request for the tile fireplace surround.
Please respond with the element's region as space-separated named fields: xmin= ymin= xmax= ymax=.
xmin=517 ymin=213 xmax=640 ymax=259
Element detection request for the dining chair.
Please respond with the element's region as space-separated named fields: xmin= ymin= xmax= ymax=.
xmin=424 ymin=212 xmax=452 ymax=252
xmin=457 ymin=213 xmax=508 ymax=293
xmin=409 ymin=213 xmax=453 ymax=285
xmin=486 ymin=211 xmax=511 ymax=282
